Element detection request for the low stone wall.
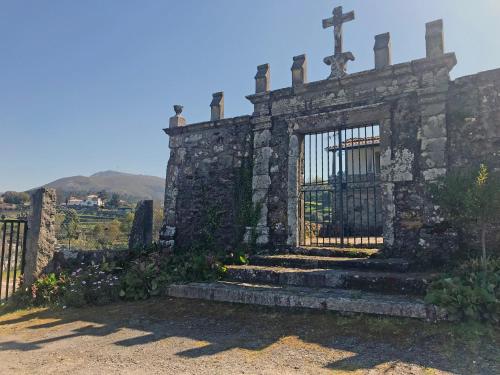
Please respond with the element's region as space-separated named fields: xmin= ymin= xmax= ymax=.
xmin=52 ymin=249 xmax=131 ymax=272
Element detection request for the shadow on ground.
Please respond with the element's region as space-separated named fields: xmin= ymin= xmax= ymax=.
xmin=0 ymin=297 xmax=498 ymax=374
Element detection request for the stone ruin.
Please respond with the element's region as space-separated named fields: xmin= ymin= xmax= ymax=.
xmin=159 ymin=5 xmax=500 ymax=265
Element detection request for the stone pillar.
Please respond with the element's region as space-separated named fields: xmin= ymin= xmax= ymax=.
xmin=129 ymin=200 xmax=153 ymax=250
xmin=244 ymin=115 xmax=272 ymax=246
xmin=23 ymin=188 xmax=57 ymax=286
xmin=159 ymin=106 xmax=186 ymax=252
xmin=426 ymin=20 xmax=444 ymax=59
xmin=210 ymin=92 xmax=225 ymax=121
xmin=255 ymin=64 xmax=270 ymax=93
xmin=286 ymin=133 xmax=300 ymax=246
xmin=291 ymin=54 xmax=308 ymax=87
xmin=374 ymin=32 xmax=391 ymax=69
xmin=170 ymin=105 xmax=186 ymax=128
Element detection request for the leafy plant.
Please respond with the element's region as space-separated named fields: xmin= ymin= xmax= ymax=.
xmin=431 ymin=164 xmax=500 ymax=266
xmin=425 ymin=258 xmax=499 ymax=323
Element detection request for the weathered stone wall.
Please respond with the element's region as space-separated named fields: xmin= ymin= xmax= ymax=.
xmin=447 ymin=68 xmax=500 ymax=171
xmin=160 ymin=38 xmax=499 ymax=265
xmin=447 ymin=68 xmax=500 ymax=254
xmin=162 ymin=116 xmax=253 ymax=251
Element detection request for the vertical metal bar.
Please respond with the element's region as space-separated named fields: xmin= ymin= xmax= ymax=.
xmin=21 ymin=222 xmax=28 ymax=275
xmin=321 ymin=132 xmax=324 ymax=184
xmin=358 ymin=126 xmax=363 ymax=247
xmin=315 ymin=133 xmax=318 ymax=183
xmin=309 ymin=135 xmax=312 ymax=185
xmin=0 ymin=222 xmax=7 ymax=300
xmin=12 ymin=221 xmax=21 ymax=293
xmin=5 ymin=223 xmax=14 ymax=299
xmin=372 ymin=124 xmax=377 ymax=246
xmin=338 ymin=129 xmax=344 ymax=247
xmin=365 ymin=126 xmax=370 ymax=246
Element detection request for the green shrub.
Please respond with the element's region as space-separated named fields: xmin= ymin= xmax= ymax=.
xmin=119 ymin=247 xmax=227 ymax=301
xmin=15 ymin=262 xmax=122 ymax=308
xmin=425 ymin=258 xmax=499 ymax=323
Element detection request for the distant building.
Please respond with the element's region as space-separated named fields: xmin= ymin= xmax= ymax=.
xmin=67 ymin=195 xmax=104 ymax=208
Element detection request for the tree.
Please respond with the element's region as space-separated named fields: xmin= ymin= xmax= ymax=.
xmin=2 ymin=191 xmax=29 ymax=204
xmin=61 ymin=209 xmax=80 ymax=250
xmin=120 ymin=212 xmax=134 ymax=234
xmin=109 ymin=193 xmax=120 ymax=208
xmin=432 ymin=164 xmax=500 ymax=266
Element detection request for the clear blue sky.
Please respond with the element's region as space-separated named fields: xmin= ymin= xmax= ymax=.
xmin=2 ymin=0 xmax=499 ymax=192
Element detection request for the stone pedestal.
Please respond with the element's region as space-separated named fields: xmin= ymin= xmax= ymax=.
xmin=23 ymin=188 xmax=57 ymax=286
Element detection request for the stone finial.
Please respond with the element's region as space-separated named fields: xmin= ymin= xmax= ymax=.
xmin=291 ymin=54 xmax=308 ymax=87
xmin=374 ymin=32 xmax=392 ymax=69
xmin=210 ymin=92 xmax=225 ymax=121
xmin=255 ymin=64 xmax=270 ymax=93
xmin=169 ymin=105 xmax=186 ymax=128
xmin=426 ymin=19 xmax=444 ymax=59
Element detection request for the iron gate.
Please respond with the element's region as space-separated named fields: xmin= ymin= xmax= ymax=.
xmin=0 ymin=219 xmax=28 ymax=300
xmin=299 ymin=124 xmax=383 ymax=248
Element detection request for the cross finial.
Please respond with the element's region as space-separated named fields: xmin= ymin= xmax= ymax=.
xmin=322 ymin=5 xmax=356 ymax=79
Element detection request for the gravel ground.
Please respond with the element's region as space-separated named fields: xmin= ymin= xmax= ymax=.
xmin=0 ymin=298 xmax=497 ymax=374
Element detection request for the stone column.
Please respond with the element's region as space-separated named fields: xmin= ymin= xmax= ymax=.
xmin=286 ymin=132 xmax=300 ymax=246
xmin=23 ymin=188 xmax=57 ymax=286
xmin=426 ymin=20 xmax=444 ymax=59
xmin=210 ymin=92 xmax=224 ymax=121
xmin=159 ymin=106 xmax=186 ymax=252
xmin=245 ymin=115 xmax=272 ymax=246
xmin=291 ymin=54 xmax=308 ymax=87
xmin=374 ymin=33 xmax=391 ymax=69
xmin=128 ymin=200 xmax=153 ymax=250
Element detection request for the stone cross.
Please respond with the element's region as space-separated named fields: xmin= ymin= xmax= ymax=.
xmin=322 ymin=6 xmax=356 ymax=79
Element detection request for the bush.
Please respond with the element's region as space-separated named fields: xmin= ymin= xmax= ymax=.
xmin=119 ymin=246 xmax=227 ymax=301
xmin=425 ymin=258 xmax=499 ymax=323
xmin=15 ymin=262 xmax=122 ymax=308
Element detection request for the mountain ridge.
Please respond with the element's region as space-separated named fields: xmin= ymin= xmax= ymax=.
xmin=40 ymin=170 xmax=164 ymax=201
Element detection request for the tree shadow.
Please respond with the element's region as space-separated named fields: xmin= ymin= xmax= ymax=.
xmin=0 ymin=298 xmax=496 ymax=374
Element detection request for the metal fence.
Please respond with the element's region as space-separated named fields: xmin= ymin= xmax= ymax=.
xmin=299 ymin=124 xmax=383 ymax=248
xmin=0 ymin=219 xmax=28 ymax=300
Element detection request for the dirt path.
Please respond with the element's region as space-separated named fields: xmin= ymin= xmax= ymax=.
xmin=0 ymin=298 xmax=497 ymax=374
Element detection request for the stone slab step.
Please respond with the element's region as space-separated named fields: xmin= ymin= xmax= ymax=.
xmin=225 ymin=265 xmax=436 ymax=295
xmin=282 ymin=247 xmax=379 ymax=259
xmin=250 ymin=255 xmax=410 ymax=272
xmin=165 ymin=281 xmax=447 ymax=320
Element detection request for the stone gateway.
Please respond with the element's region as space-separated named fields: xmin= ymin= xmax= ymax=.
xmin=159 ymin=6 xmax=500 ymax=266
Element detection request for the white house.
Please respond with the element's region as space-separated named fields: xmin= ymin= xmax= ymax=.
xmin=67 ymin=195 xmax=104 ymax=207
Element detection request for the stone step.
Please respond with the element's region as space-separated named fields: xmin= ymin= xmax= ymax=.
xmin=250 ymin=255 xmax=410 ymax=272
xmin=225 ymin=265 xmax=436 ymax=295
xmin=280 ymin=246 xmax=379 ymax=259
xmin=165 ymin=281 xmax=447 ymax=321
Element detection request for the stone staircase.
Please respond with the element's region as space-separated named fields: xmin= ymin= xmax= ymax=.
xmin=165 ymin=247 xmax=447 ymax=320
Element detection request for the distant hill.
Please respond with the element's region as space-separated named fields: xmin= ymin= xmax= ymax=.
xmin=41 ymin=171 xmax=164 ymax=202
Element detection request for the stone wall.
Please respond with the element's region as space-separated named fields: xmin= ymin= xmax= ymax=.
xmin=160 ymin=21 xmax=499 ymax=265
xmin=161 ymin=116 xmax=253 ymax=251
xmin=447 ymin=68 xmax=500 ymax=254
xmin=447 ymin=68 xmax=500 ymax=171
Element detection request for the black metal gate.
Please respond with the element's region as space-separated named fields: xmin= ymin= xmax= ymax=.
xmin=299 ymin=124 xmax=383 ymax=248
xmin=0 ymin=219 xmax=28 ymax=300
